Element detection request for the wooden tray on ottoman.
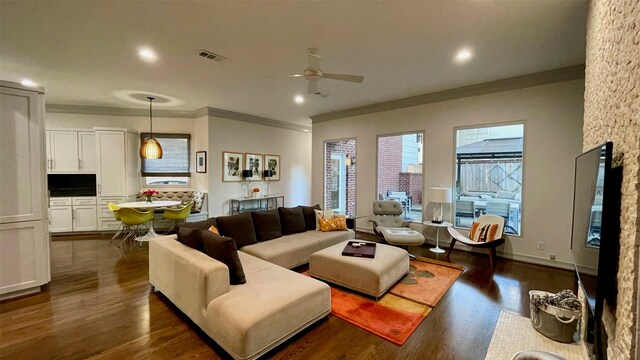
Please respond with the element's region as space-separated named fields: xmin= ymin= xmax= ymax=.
xmin=342 ymin=241 xmax=376 ymax=258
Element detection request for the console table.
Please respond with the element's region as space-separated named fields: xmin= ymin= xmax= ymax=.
xmin=230 ymin=195 xmax=285 ymax=215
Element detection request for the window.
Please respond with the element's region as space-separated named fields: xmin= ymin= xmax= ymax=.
xmin=324 ymin=139 xmax=356 ymax=216
xmin=141 ymin=133 xmax=190 ymax=186
xmin=376 ymin=132 xmax=423 ymax=221
xmin=454 ymin=124 xmax=524 ymax=235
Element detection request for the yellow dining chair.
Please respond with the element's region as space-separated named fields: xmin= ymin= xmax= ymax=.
xmin=162 ymin=202 xmax=193 ymax=234
xmin=108 ymin=203 xmax=123 ymax=243
xmin=117 ymin=207 xmax=155 ymax=247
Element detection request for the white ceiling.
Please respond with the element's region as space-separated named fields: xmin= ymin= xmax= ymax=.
xmin=0 ymin=1 xmax=586 ymax=126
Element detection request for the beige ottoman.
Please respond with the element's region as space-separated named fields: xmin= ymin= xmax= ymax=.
xmin=309 ymin=240 xmax=410 ymax=298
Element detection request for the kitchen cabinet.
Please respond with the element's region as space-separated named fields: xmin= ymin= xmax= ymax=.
xmin=0 ymin=80 xmax=50 ymax=299
xmin=95 ymin=130 xmax=138 ymax=230
xmin=46 ymin=130 xmax=96 ymax=173
xmin=49 ymin=197 xmax=97 ymax=233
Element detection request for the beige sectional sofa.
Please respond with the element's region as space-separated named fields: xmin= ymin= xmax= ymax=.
xmin=149 ymin=206 xmax=354 ymax=360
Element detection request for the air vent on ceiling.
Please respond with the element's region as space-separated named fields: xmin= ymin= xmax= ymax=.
xmin=197 ymin=49 xmax=226 ymax=62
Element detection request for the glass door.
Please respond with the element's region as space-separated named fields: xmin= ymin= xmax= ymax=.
xmin=330 ymin=154 xmax=346 ymax=213
xmin=324 ymin=139 xmax=356 ymax=216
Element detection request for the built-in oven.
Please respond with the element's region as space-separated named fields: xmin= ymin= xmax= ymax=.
xmin=48 ymin=174 xmax=97 ymax=197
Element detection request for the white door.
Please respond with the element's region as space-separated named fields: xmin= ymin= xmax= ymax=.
xmin=0 ymin=87 xmax=44 ymax=223
xmin=49 ymin=130 xmax=79 ymax=173
xmin=96 ymin=131 xmax=126 ymax=197
xmin=330 ymin=154 xmax=347 ymax=214
xmin=78 ymin=131 xmax=96 ymax=173
xmin=73 ymin=206 xmax=97 ymax=231
xmin=49 ymin=206 xmax=73 ymax=232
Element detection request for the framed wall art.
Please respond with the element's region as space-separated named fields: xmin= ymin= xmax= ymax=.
xmin=222 ymin=151 xmax=243 ymax=182
xmin=244 ymin=153 xmax=263 ymax=181
xmin=264 ymin=154 xmax=281 ymax=181
xmin=196 ymin=151 xmax=207 ymax=173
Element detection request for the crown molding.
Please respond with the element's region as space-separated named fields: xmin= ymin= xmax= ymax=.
xmin=46 ymin=104 xmax=195 ymax=118
xmin=311 ymin=64 xmax=585 ymax=123
xmin=205 ymin=107 xmax=311 ymax=132
xmin=46 ymin=104 xmax=312 ymax=133
xmin=1 ymin=80 xmax=45 ymax=94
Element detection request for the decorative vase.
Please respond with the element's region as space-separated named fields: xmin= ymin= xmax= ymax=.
xmin=145 ymin=196 xmax=153 ymax=203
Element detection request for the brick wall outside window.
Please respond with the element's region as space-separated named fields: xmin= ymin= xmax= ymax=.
xmin=324 ymin=139 xmax=356 ymax=215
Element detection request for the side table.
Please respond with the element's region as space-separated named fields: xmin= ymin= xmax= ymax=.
xmin=422 ymin=221 xmax=453 ymax=253
xmin=345 ymin=214 xmax=367 ymax=230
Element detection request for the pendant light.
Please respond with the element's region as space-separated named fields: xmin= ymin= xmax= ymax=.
xmin=140 ymin=96 xmax=163 ymax=159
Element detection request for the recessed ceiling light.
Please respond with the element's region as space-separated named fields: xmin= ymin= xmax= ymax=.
xmin=138 ymin=47 xmax=158 ymax=62
xmin=21 ymin=79 xmax=37 ymax=87
xmin=455 ymin=48 xmax=473 ymax=63
xmin=294 ymin=95 xmax=305 ymax=104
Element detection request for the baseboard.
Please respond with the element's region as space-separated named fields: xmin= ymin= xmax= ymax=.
xmin=356 ymin=225 xmax=575 ymax=272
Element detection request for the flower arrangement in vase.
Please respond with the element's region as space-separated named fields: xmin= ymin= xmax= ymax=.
xmin=251 ymin=187 xmax=260 ymax=198
xmin=141 ymin=188 xmax=159 ymax=203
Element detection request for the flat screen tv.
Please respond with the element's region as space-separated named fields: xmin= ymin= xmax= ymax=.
xmin=570 ymin=141 xmax=620 ymax=360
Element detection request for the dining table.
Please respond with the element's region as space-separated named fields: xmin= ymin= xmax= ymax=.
xmin=117 ymin=200 xmax=182 ymax=242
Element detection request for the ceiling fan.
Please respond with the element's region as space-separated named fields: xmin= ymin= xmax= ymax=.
xmin=266 ymin=48 xmax=364 ymax=95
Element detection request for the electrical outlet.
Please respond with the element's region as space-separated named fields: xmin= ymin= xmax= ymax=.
xmin=537 ymin=242 xmax=544 ymax=250
xmin=549 ymin=254 xmax=556 ymax=260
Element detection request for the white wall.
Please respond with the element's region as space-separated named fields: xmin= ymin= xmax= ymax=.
xmin=45 ymin=112 xmax=209 ymax=192
xmin=208 ymin=116 xmax=312 ymax=216
xmin=312 ymin=80 xmax=585 ymax=268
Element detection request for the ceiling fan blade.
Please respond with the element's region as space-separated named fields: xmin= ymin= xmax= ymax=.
xmin=263 ymin=74 xmax=304 ymax=79
xmin=307 ymin=50 xmax=322 ymax=71
xmin=307 ymin=81 xmax=318 ymax=95
xmin=322 ymin=73 xmax=364 ymax=83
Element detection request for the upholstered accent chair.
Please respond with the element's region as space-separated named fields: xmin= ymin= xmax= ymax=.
xmin=447 ymin=214 xmax=506 ymax=271
xmin=369 ymin=201 xmax=424 ymax=256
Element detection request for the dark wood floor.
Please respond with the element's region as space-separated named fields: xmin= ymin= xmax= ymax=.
xmin=1 ymin=233 xmax=577 ymax=360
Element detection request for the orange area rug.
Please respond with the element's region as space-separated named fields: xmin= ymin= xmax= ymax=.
xmin=390 ymin=257 xmax=465 ymax=307
xmin=308 ymin=257 xmax=464 ymax=345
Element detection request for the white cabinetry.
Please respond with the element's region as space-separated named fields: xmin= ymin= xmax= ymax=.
xmin=46 ymin=130 xmax=96 ymax=173
xmin=49 ymin=197 xmax=97 ymax=233
xmin=96 ymin=130 xmax=138 ymax=230
xmin=78 ymin=131 xmax=96 ymax=173
xmin=0 ymin=81 xmax=50 ymax=299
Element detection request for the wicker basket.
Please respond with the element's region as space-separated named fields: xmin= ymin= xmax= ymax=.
xmin=529 ymin=290 xmax=581 ymax=343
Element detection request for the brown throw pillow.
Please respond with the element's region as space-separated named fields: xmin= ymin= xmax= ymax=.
xmin=318 ymin=217 xmax=347 ymax=232
xmin=177 ymin=226 xmax=205 ymax=252
xmin=201 ymin=230 xmax=246 ymax=285
xmin=299 ymin=204 xmax=321 ymax=231
xmin=175 ymin=217 xmax=217 ymax=232
xmin=215 ymin=212 xmax=258 ymax=249
xmin=278 ymin=206 xmax=307 ymax=235
xmin=251 ymin=210 xmax=282 ymax=242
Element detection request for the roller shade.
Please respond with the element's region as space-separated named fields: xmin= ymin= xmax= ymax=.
xmin=141 ymin=133 xmax=191 ymax=177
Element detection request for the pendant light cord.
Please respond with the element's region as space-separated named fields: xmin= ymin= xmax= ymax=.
xmin=147 ymin=96 xmax=155 ymax=137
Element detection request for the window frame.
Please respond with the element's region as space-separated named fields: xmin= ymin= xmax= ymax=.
xmin=140 ymin=132 xmax=192 ymax=187
xmin=323 ymin=137 xmax=358 ymax=217
xmin=451 ymin=120 xmax=526 ymax=237
xmin=375 ymin=130 xmax=425 ymax=223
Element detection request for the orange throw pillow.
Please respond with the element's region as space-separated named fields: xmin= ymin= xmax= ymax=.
xmin=318 ymin=217 xmax=347 ymax=232
xmin=469 ymin=222 xmax=499 ymax=242
xmin=208 ymin=225 xmax=220 ymax=235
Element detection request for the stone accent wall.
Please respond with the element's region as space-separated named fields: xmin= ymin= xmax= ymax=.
xmin=584 ymin=1 xmax=640 ymax=359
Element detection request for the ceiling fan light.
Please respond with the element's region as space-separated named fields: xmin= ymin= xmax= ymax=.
xmin=140 ymin=138 xmax=163 ymax=159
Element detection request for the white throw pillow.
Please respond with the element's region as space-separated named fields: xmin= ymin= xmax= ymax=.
xmin=314 ymin=209 xmax=334 ymax=230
